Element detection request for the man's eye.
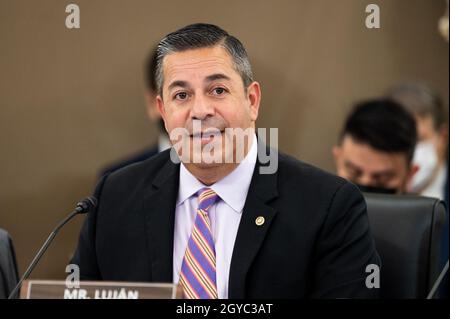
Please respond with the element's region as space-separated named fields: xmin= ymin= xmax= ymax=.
xmin=174 ymin=92 xmax=188 ymax=100
xmin=374 ymin=177 xmax=392 ymax=186
xmin=348 ymin=169 xmax=361 ymax=179
xmin=212 ymin=87 xmax=226 ymax=95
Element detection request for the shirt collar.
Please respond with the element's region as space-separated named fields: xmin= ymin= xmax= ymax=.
xmin=158 ymin=134 xmax=171 ymax=153
xmin=176 ymin=133 xmax=258 ymax=213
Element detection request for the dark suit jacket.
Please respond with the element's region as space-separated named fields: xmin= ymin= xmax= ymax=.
xmin=0 ymin=229 xmax=19 ymax=299
xmin=72 ymin=144 xmax=380 ymax=298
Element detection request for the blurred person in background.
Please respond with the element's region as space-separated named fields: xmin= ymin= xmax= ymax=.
xmin=99 ymin=47 xmax=170 ymax=177
xmin=333 ymin=99 xmax=418 ymax=194
xmin=388 ymin=83 xmax=448 ymax=201
xmin=388 ymin=82 xmax=449 ymax=298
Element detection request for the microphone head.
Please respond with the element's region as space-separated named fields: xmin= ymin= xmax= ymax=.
xmin=75 ymin=196 xmax=98 ymax=214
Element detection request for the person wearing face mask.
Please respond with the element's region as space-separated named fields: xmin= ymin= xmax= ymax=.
xmin=388 ymin=83 xmax=449 ymax=298
xmin=333 ymin=99 xmax=419 ymax=194
xmin=388 ymin=83 xmax=448 ymax=201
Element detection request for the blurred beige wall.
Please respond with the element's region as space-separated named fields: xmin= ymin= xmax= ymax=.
xmin=1 ymin=0 xmax=448 ymax=280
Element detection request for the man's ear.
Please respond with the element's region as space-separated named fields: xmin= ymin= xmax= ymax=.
xmin=156 ymin=95 xmax=168 ymax=132
xmin=144 ymin=91 xmax=159 ymax=121
xmin=247 ymin=81 xmax=261 ymax=121
xmin=332 ymin=145 xmax=341 ymax=163
xmin=406 ymin=164 xmax=420 ymax=191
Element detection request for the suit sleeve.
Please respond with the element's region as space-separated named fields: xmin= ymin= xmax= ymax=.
xmin=70 ymin=175 xmax=108 ymax=280
xmin=311 ymin=181 xmax=381 ymax=298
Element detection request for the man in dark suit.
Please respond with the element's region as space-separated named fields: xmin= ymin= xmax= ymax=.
xmin=72 ymin=23 xmax=380 ymax=299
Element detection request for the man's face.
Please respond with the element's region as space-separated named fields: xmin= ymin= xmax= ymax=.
xmin=156 ymin=45 xmax=260 ymax=167
xmin=333 ymin=136 xmax=417 ymax=194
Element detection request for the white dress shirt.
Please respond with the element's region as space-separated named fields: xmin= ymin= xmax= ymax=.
xmin=172 ymin=134 xmax=257 ymax=299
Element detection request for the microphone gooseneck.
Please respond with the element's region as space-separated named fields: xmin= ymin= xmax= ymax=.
xmin=7 ymin=196 xmax=97 ymax=299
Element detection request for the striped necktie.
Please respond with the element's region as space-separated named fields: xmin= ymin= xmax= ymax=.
xmin=179 ymin=188 xmax=219 ymax=299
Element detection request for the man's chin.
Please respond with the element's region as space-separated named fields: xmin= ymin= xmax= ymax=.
xmin=179 ymin=147 xmax=240 ymax=167
xmin=184 ymin=161 xmax=223 ymax=170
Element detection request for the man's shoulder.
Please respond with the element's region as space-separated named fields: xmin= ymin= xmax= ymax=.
xmin=275 ymin=150 xmax=359 ymax=204
xmin=99 ymin=145 xmax=159 ymax=177
xmin=277 ymin=151 xmax=347 ymax=188
xmin=105 ymin=148 xmax=351 ymax=192
xmin=101 ymin=149 xmax=174 ymax=189
xmin=100 ymin=147 xmax=358 ymax=205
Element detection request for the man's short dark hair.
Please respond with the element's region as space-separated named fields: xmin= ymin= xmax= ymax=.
xmin=144 ymin=46 xmax=157 ymax=92
xmin=339 ymin=99 xmax=418 ymax=162
xmin=155 ymin=23 xmax=253 ymax=95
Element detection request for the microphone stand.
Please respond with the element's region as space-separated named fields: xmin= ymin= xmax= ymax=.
xmin=8 ymin=197 xmax=96 ymax=299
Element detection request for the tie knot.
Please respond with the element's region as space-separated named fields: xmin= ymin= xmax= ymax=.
xmin=197 ymin=188 xmax=219 ymax=212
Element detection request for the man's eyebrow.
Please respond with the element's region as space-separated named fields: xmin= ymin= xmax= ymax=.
xmin=168 ymin=80 xmax=189 ymax=91
xmin=205 ymin=73 xmax=231 ymax=83
xmin=167 ymin=74 xmax=231 ymax=91
xmin=344 ymin=159 xmax=395 ymax=177
xmin=372 ymin=170 xmax=396 ymax=179
xmin=344 ymin=160 xmax=362 ymax=172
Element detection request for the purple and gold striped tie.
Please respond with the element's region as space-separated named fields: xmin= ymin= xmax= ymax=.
xmin=179 ymin=188 xmax=219 ymax=299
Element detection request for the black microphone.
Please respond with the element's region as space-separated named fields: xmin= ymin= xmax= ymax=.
xmin=8 ymin=196 xmax=97 ymax=299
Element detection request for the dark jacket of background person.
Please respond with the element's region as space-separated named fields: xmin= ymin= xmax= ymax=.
xmin=0 ymin=229 xmax=19 ymax=299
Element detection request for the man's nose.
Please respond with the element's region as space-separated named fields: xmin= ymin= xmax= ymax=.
xmin=190 ymin=94 xmax=215 ymax=120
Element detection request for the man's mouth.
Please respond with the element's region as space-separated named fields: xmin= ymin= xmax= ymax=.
xmin=190 ymin=129 xmax=224 ymax=144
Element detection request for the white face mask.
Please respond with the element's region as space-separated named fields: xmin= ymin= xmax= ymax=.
xmin=410 ymin=140 xmax=439 ymax=192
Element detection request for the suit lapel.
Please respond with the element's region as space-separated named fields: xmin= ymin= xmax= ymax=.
xmin=228 ymin=144 xmax=279 ymax=298
xmin=141 ymin=143 xmax=279 ymax=294
xmin=143 ymin=157 xmax=180 ymax=283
